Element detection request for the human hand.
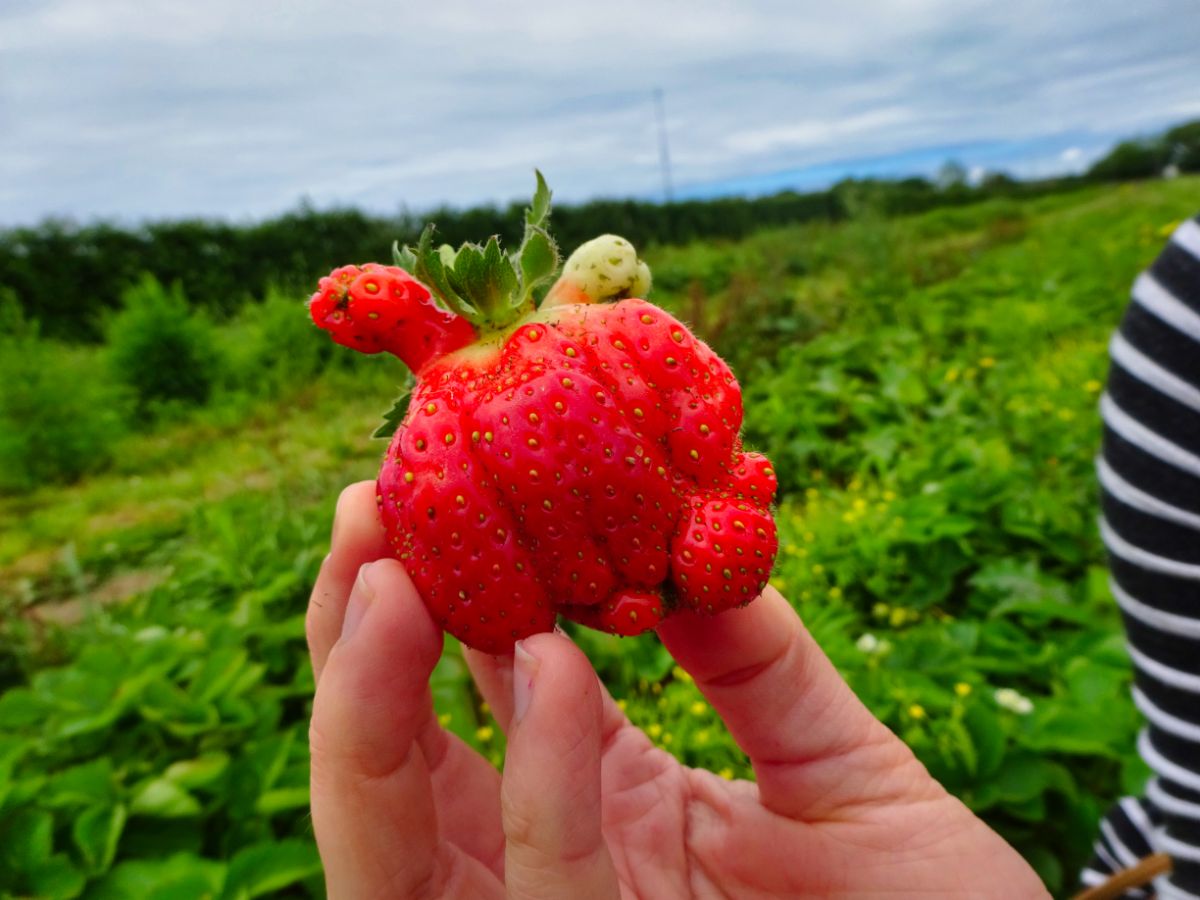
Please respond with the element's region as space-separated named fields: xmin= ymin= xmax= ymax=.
xmin=307 ymin=482 xmax=1050 ymax=898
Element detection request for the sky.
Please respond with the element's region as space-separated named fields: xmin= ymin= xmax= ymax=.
xmin=1 ymin=0 xmax=1198 ymax=226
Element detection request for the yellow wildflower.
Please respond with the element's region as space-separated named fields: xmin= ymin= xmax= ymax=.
xmin=980 ymin=357 xmax=995 ymax=368
xmin=828 ymin=587 xmax=843 ymax=599
xmin=647 ymin=723 xmax=663 ymax=738
xmin=719 ymin=768 xmax=734 ymax=780
xmin=954 ymin=682 xmax=972 ymax=698
xmin=438 ymin=713 xmax=452 ymax=727
xmin=908 ymin=704 xmax=926 ymax=720
xmin=476 ymin=726 xmax=494 ymax=742
xmin=690 ymin=701 xmax=707 ymax=716
xmin=1085 ymin=379 xmax=1102 ymax=393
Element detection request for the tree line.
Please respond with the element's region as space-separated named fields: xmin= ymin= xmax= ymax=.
xmin=4 ymin=118 xmax=1196 ymax=342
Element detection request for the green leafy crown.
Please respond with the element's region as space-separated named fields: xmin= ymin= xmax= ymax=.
xmin=392 ymin=171 xmax=559 ymax=332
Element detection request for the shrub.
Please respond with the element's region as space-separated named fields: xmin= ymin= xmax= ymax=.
xmin=0 ymin=305 xmax=128 ymax=491
xmin=220 ymin=286 xmax=339 ymax=397
xmin=106 ymin=276 xmax=221 ymax=417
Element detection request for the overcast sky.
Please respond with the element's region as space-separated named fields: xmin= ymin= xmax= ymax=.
xmin=1 ymin=0 xmax=1197 ymax=226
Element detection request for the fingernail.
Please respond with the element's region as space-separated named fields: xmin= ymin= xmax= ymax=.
xmin=512 ymin=640 xmax=539 ymax=724
xmin=341 ymin=562 xmax=377 ymax=639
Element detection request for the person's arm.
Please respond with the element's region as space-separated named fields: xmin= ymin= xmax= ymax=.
xmin=1082 ymin=213 xmax=1200 ymax=898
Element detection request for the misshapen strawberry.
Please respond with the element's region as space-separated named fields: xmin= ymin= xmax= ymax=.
xmin=310 ymin=175 xmax=778 ymax=653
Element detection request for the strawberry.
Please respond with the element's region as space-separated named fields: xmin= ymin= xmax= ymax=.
xmin=310 ymin=174 xmax=778 ymax=653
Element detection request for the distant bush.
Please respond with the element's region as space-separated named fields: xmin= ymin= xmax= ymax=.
xmin=106 ymin=276 xmax=221 ymax=418
xmin=220 ymin=287 xmax=340 ymax=398
xmin=0 ymin=308 xmax=128 ymax=491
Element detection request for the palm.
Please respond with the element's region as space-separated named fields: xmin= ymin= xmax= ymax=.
xmin=465 ymin=648 xmax=1035 ymax=899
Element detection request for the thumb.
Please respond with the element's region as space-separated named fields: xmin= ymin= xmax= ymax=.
xmin=658 ymin=585 xmax=920 ymax=820
xmin=500 ymin=633 xmax=620 ymax=900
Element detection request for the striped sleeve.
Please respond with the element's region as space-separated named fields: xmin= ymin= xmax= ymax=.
xmin=1087 ymin=213 xmax=1200 ymax=899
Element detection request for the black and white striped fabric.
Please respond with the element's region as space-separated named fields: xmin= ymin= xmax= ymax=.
xmin=1081 ymin=215 xmax=1200 ymax=900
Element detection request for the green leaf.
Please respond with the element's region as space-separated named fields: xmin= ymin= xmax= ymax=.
xmin=1 ymin=807 xmax=54 ymax=871
xmin=46 ymin=758 xmax=116 ymax=808
xmin=525 ymin=169 xmax=552 ymax=228
xmin=5 ymin=772 xmax=47 ymax=810
xmin=89 ymin=853 xmax=225 ymax=900
xmin=392 ymin=240 xmax=416 ymax=271
xmin=138 ymin=681 xmax=219 ymax=737
xmin=254 ymin=786 xmax=310 ymax=815
xmin=129 ymin=779 xmax=203 ymax=818
xmin=73 ymin=803 xmax=126 ymax=873
xmin=1121 ymin=750 xmax=1153 ymax=796
xmin=372 ymin=374 xmax=415 ymax=439
xmin=962 ymin=703 xmax=1006 ymax=777
xmin=449 ymin=243 xmax=487 ymax=303
xmin=163 ymin=753 xmax=230 ymax=791
xmin=0 ymin=687 xmax=48 ymax=728
xmin=27 ymin=853 xmax=86 ymax=899
xmin=1023 ymin=845 xmax=1064 ymax=895
xmin=1022 ymin=704 xmax=1125 ymax=757
xmin=411 ymin=225 xmax=473 ymax=319
xmin=481 ymin=235 xmax=519 ymax=311
xmin=190 ymin=646 xmax=250 ymax=703
xmin=519 ymin=226 xmax=559 ymax=302
xmin=220 ymin=839 xmax=323 ymax=900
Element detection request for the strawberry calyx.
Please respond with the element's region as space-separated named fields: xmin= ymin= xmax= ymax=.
xmin=393 ymin=171 xmax=561 ymax=334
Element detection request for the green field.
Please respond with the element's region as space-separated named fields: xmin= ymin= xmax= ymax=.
xmin=2 ymin=177 xmax=1197 ymax=897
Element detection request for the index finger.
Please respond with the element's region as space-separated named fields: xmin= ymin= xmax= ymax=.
xmin=657 ymin=586 xmax=914 ymax=820
xmin=306 ymin=481 xmax=391 ymax=682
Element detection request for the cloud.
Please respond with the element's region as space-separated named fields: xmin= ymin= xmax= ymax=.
xmin=0 ymin=0 xmax=1197 ymax=224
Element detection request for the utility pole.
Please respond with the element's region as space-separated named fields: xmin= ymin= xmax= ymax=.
xmin=653 ymin=88 xmax=674 ymax=203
